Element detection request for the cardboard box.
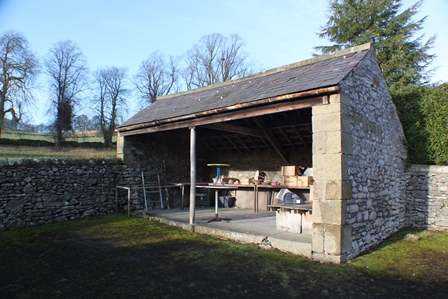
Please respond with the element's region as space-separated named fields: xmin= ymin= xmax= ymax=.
xmin=239 ymin=178 xmax=250 ymax=184
xmin=296 ymin=176 xmax=313 ymax=186
xmin=282 ymin=175 xmax=299 ymax=186
xmin=281 ymin=166 xmax=298 ymax=176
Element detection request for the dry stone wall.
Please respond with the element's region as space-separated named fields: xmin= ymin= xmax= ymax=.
xmin=406 ymin=165 xmax=448 ymax=231
xmin=0 ymin=158 xmax=127 ymax=231
xmin=339 ymin=50 xmax=408 ymax=260
xmin=0 ymin=153 xmax=446 ymax=263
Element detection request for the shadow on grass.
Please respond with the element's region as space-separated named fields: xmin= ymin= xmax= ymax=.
xmin=1 ymin=215 xmax=447 ymax=299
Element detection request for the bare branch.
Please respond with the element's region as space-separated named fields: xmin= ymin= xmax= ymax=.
xmin=183 ymin=33 xmax=256 ymax=90
xmin=134 ymin=51 xmax=180 ymax=108
xmin=93 ymin=66 xmax=129 ymax=146
xmin=45 ymin=40 xmax=88 ymax=145
xmin=0 ymin=30 xmax=39 ymax=137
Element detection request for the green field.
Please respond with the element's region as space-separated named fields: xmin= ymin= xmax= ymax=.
xmin=0 ymin=145 xmax=116 ymax=159
xmin=1 ymin=129 xmax=109 ymax=143
xmin=0 ymin=129 xmax=116 ymax=159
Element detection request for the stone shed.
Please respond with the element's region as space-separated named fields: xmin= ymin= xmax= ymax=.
xmin=116 ymin=43 xmax=407 ymax=263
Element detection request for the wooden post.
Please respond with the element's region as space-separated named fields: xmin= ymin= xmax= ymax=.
xmin=189 ymin=126 xmax=196 ymax=224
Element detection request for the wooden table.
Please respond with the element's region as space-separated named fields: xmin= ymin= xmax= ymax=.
xmin=172 ymin=182 xmax=311 ymax=213
xmin=200 ymin=185 xmax=238 ymax=222
xmin=168 ymin=182 xmax=208 ymax=210
xmin=256 ymin=185 xmax=311 ymax=212
xmin=268 ymin=203 xmax=313 ymax=213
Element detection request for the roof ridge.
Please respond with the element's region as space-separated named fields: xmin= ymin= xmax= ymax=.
xmin=157 ymin=43 xmax=372 ymax=100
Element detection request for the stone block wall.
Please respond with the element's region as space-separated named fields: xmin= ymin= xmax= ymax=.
xmin=123 ymin=130 xmax=205 ymax=184
xmin=406 ymin=165 xmax=448 ymax=231
xmin=0 ymin=158 xmax=127 ymax=231
xmin=309 ymin=48 xmax=411 ymax=264
xmin=311 ymin=93 xmax=352 ymax=264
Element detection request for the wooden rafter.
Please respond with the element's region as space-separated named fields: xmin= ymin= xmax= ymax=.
xmin=253 ymin=117 xmax=289 ymax=164
xmin=236 ymin=135 xmax=250 ymax=151
xmin=205 ymin=123 xmax=264 ymax=138
xmin=279 ymin=128 xmax=295 ymax=148
xmin=119 ymin=97 xmax=321 ymax=136
xmin=225 ymin=135 xmax=241 ymax=153
xmin=293 ymin=126 xmax=307 ymax=146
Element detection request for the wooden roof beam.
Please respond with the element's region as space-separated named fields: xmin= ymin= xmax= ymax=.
xmin=279 ymin=128 xmax=295 ymax=148
xmin=253 ymin=117 xmax=289 ymax=164
xmin=118 ymin=96 xmax=323 ymax=136
xmin=226 ymin=136 xmax=242 ymax=153
xmin=204 ymin=123 xmax=265 ymax=138
xmin=236 ymin=135 xmax=250 ymax=151
xmin=293 ymin=126 xmax=307 ymax=145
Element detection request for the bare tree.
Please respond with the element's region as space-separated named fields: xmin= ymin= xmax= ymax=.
xmin=45 ymin=40 xmax=88 ymax=146
xmin=93 ymin=66 xmax=129 ymax=147
xmin=73 ymin=114 xmax=89 ymax=132
xmin=134 ymin=51 xmax=179 ymax=108
xmin=0 ymin=31 xmax=39 ymax=138
xmin=183 ymin=33 xmax=256 ymax=90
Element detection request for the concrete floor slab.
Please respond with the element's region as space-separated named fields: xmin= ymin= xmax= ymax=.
xmin=143 ymin=207 xmax=312 ymax=257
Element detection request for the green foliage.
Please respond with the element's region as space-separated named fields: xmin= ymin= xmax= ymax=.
xmin=392 ymin=85 xmax=430 ymax=164
xmin=392 ymin=84 xmax=448 ymax=165
xmin=421 ymin=84 xmax=448 ymax=164
xmin=316 ymin=0 xmax=446 ymax=165
xmin=316 ymin=0 xmax=435 ymax=90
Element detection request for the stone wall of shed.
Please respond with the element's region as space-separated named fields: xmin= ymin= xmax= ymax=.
xmin=406 ymin=165 xmax=448 ymax=231
xmin=121 ymin=129 xmax=211 ymax=208
xmin=121 ymin=127 xmax=313 ymax=208
xmin=339 ymin=50 xmax=408 ymax=260
xmin=216 ymin=147 xmax=312 ymax=184
xmin=123 ymin=129 xmax=207 ymax=183
xmin=0 ymin=158 xmax=126 ymax=231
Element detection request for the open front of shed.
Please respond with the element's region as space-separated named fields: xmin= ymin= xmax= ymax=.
xmin=115 ymin=43 xmax=408 ymax=264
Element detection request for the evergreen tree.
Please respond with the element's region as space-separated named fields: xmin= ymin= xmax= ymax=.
xmin=316 ymin=0 xmax=435 ymax=90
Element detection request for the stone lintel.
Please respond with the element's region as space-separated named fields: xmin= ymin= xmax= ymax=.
xmin=313 ymin=99 xmax=342 ymax=115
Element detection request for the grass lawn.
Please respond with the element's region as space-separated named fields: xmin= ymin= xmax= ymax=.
xmin=0 ymin=214 xmax=447 ymax=298
xmin=1 ymin=129 xmax=109 ymax=143
xmin=1 ymin=130 xmax=117 ymax=159
xmin=0 ymin=145 xmax=116 ymax=159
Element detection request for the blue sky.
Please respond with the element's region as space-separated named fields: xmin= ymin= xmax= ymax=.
xmin=1 ymin=0 xmax=447 ymax=125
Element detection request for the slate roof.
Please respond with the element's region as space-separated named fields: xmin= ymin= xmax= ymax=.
xmin=120 ymin=44 xmax=371 ymax=129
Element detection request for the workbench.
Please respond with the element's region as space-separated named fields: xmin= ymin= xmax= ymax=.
xmin=268 ymin=203 xmax=313 ymax=234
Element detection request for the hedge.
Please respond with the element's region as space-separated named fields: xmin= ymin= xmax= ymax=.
xmin=392 ymin=83 xmax=448 ymax=165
